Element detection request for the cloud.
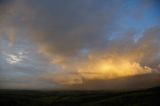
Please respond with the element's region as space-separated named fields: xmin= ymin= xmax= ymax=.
xmin=39 ymin=26 xmax=160 ymax=87
xmin=0 ymin=0 xmax=160 ymax=89
xmin=44 ymin=74 xmax=83 ymax=85
xmin=67 ymin=73 xmax=160 ymax=90
xmin=77 ymin=54 xmax=152 ymax=80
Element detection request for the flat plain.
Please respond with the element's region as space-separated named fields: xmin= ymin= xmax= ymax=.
xmin=0 ymin=87 xmax=160 ymax=106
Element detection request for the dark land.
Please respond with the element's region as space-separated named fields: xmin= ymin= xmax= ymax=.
xmin=0 ymin=86 xmax=160 ymax=106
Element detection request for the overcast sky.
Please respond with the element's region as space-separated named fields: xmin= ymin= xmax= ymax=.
xmin=0 ymin=0 xmax=160 ymax=90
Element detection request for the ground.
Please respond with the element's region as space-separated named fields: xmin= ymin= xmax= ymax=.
xmin=0 ymin=87 xmax=160 ymax=106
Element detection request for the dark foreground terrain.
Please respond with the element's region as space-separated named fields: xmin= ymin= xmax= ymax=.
xmin=0 ymin=87 xmax=160 ymax=106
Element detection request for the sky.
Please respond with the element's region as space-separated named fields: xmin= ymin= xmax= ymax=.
xmin=0 ymin=0 xmax=160 ymax=90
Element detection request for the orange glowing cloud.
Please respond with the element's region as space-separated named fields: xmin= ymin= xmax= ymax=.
xmin=78 ymin=56 xmax=152 ymax=80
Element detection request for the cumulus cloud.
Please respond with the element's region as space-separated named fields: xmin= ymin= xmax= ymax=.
xmin=77 ymin=55 xmax=152 ymax=80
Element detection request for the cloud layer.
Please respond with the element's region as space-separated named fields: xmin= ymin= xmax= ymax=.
xmin=0 ymin=0 xmax=160 ymax=90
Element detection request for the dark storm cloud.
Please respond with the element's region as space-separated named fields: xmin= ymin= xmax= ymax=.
xmin=17 ymin=0 xmax=123 ymax=56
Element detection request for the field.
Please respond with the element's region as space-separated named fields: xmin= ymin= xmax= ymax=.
xmin=0 ymin=87 xmax=160 ymax=106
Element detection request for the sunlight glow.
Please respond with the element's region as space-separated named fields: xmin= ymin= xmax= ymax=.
xmin=6 ymin=54 xmax=22 ymax=64
xmin=6 ymin=52 xmax=27 ymax=65
xmin=78 ymin=56 xmax=152 ymax=80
